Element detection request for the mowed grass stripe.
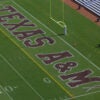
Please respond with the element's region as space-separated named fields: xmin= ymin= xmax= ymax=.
xmin=0 ymin=29 xmax=74 ymax=98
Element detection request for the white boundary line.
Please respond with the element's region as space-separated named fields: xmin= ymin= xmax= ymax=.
xmin=0 ymin=55 xmax=44 ymax=100
xmin=11 ymin=0 xmax=100 ymax=71
xmin=0 ymin=85 xmax=13 ymax=100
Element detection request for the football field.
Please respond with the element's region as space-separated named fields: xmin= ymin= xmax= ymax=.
xmin=0 ymin=0 xmax=100 ymax=100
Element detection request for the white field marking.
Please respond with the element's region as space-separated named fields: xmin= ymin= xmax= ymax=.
xmin=0 ymin=87 xmax=3 ymax=94
xmin=43 ymin=77 xmax=51 ymax=84
xmin=67 ymin=90 xmax=100 ymax=100
xmin=0 ymin=91 xmax=2 ymax=94
xmin=0 ymin=55 xmax=44 ymax=100
xmin=0 ymin=85 xmax=13 ymax=100
xmin=4 ymin=85 xmax=14 ymax=92
xmin=83 ymin=85 xmax=100 ymax=92
xmin=11 ymin=0 xmax=100 ymax=70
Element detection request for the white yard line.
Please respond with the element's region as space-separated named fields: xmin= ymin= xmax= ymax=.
xmin=11 ymin=0 xmax=100 ymax=70
xmin=0 ymin=55 xmax=44 ymax=100
xmin=0 ymin=85 xmax=13 ymax=100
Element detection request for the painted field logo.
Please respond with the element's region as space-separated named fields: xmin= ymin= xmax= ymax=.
xmin=0 ymin=5 xmax=55 ymax=48
xmin=0 ymin=2 xmax=100 ymax=99
xmin=37 ymin=51 xmax=100 ymax=87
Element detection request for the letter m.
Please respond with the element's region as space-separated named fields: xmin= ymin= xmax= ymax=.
xmin=60 ymin=69 xmax=100 ymax=87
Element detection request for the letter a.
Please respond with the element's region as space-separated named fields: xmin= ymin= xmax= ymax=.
xmin=37 ymin=51 xmax=73 ymax=64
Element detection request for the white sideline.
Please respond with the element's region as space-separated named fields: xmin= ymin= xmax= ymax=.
xmin=11 ymin=0 xmax=100 ymax=70
xmin=0 ymin=55 xmax=44 ymax=100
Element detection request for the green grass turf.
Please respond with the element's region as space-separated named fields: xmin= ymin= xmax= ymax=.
xmin=0 ymin=0 xmax=100 ymax=100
